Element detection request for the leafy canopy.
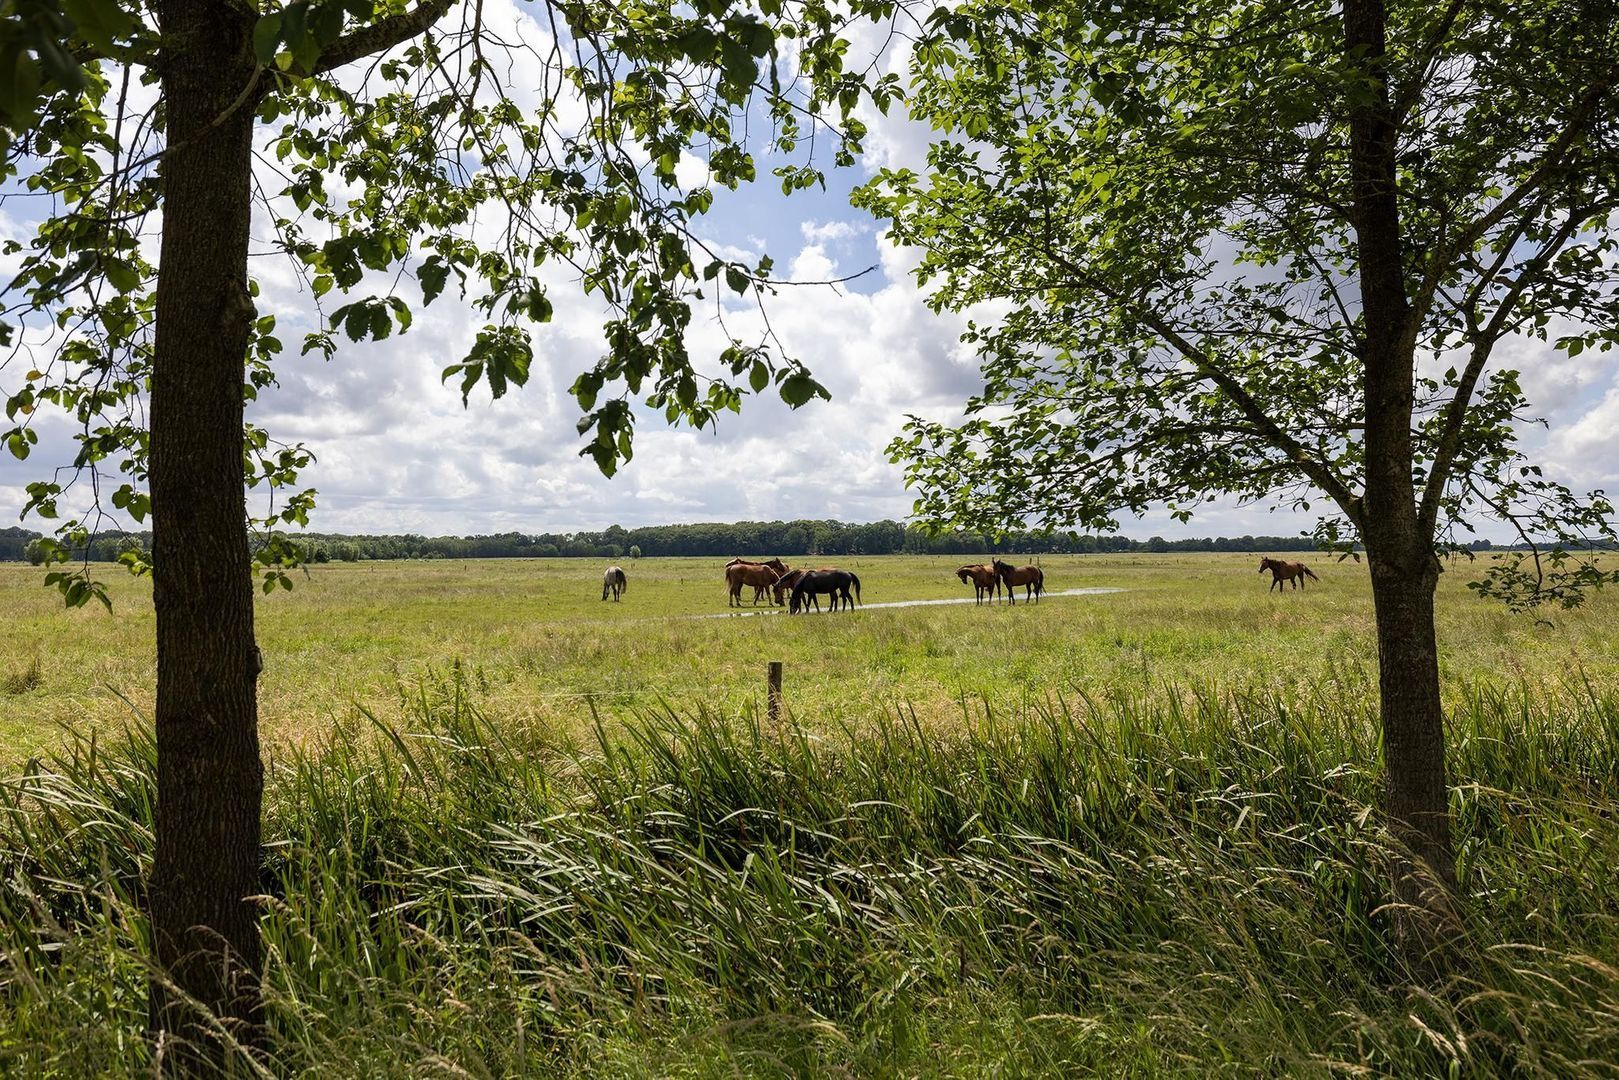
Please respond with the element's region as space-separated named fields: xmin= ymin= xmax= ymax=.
xmin=1 ymin=0 xmax=901 ymax=603
xmin=857 ymin=0 xmax=1619 ymax=607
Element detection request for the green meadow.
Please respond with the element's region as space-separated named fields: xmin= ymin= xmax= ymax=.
xmin=4 ymin=552 xmax=1615 ymax=758
xmin=3 ymin=553 xmax=1619 ymax=1074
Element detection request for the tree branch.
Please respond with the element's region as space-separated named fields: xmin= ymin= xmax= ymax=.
xmin=991 ymin=203 xmax=1366 ymax=526
xmin=1417 ymin=209 xmax=1585 ymax=534
xmin=1131 ymin=308 xmax=1365 ymax=525
xmin=1412 ymin=74 xmax=1615 ymax=326
xmin=1390 ymin=0 xmax=1468 ymax=126
xmin=306 ymin=0 xmax=459 ymax=77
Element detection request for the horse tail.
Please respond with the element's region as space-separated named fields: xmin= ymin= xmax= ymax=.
xmin=1036 ymin=568 xmax=1044 ymax=596
xmin=1303 ymin=566 xmax=1319 ymax=580
xmin=850 ymin=573 xmax=861 ymax=605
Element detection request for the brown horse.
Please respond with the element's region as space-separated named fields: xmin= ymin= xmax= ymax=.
xmin=992 ymin=559 xmax=1044 ymax=604
xmin=957 ymin=564 xmax=1001 ymax=604
xmin=726 ymin=557 xmax=789 ymax=605
xmin=1259 ymin=557 xmax=1319 ymax=591
xmin=727 ymin=561 xmax=783 ymax=606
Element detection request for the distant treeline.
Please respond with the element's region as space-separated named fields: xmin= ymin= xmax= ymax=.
xmin=2 ymin=520 xmax=1445 ymax=564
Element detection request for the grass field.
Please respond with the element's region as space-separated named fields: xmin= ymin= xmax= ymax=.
xmin=4 ymin=552 xmax=1616 ymax=759
xmin=4 ymin=553 xmax=1619 ymax=1075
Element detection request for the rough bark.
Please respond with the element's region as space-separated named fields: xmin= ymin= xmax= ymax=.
xmin=1367 ymin=545 xmax=1455 ymax=892
xmin=1343 ymin=0 xmax=1457 ymax=905
xmin=149 ymin=0 xmax=264 ymax=1065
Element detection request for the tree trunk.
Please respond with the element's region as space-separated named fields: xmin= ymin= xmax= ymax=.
xmin=1342 ymin=0 xmax=1457 ymax=930
xmin=1366 ymin=547 xmax=1455 ymax=894
xmin=149 ymin=0 xmax=264 ymax=1065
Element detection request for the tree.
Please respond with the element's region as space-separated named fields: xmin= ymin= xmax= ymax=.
xmin=2 ymin=0 xmax=896 ymax=1060
xmin=628 ymin=544 xmax=642 ymax=560
xmin=861 ymin=0 xmax=1619 ymax=914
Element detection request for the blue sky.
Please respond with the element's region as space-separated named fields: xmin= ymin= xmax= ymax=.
xmin=2 ymin=3 xmax=1616 ymax=542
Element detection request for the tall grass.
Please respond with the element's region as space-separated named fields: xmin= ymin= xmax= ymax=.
xmin=3 ymin=675 xmax=1618 ymax=1075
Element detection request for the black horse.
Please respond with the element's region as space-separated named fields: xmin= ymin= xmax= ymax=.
xmin=789 ymin=569 xmax=861 ymax=613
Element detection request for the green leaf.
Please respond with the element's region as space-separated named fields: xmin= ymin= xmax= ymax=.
xmin=418 ymin=259 xmax=449 ymax=304
xmin=253 ymin=11 xmax=285 ymax=62
xmin=60 ymin=0 xmax=136 ymax=55
xmin=779 ymin=372 xmax=823 ymax=407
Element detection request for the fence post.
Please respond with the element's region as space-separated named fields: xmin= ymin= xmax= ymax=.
xmin=767 ymin=660 xmax=783 ymax=724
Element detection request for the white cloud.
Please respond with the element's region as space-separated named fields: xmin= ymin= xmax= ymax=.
xmin=801 ymin=219 xmax=866 ymax=244
xmin=1543 ymin=386 xmax=1619 ymax=490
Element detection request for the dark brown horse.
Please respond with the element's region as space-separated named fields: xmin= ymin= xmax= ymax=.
xmin=992 ymin=559 xmax=1044 ymax=604
xmin=789 ymin=569 xmax=861 ymax=613
xmin=957 ymin=563 xmax=1001 ymax=604
xmin=772 ymin=567 xmax=835 ymax=606
xmin=1259 ymin=557 xmax=1319 ymax=591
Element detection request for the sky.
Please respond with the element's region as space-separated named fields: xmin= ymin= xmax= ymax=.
xmin=2 ymin=5 xmax=1617 ymax=542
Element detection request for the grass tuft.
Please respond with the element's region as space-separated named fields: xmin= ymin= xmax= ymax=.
xmin=2 ymin=655 xmax=41 ymax=696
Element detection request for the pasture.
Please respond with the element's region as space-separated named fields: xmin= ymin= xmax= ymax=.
xmin=3 ymin=552 xmax=1615 ymax=759
xmin=4 ymin=552 xmax=1619 ymax=1075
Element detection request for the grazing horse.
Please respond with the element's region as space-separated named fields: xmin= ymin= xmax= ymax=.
xmin=1259 ymin=557 xmax=1319 ymax=592
xmin=727 ymin=562 xmax=783 ymax=607
xmin=992 ymin=559 xmax=1044 ymax=604
xmin=727 ymin=557 xmax=789 ymax=604
xmin=957 ymin=563 xmax=1001 ymax=604
xmin=775 ymin=567 xmax=840 ymax=607
xmin=789 ymin=569 xmax=861 ymax=613
xmin=601 ymin=565 xmax=627 ymax=601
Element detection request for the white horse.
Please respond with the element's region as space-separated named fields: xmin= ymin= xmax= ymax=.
xmin=601 ymin=565 xmax=627 ymax=601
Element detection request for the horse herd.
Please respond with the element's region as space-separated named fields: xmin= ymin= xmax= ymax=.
xmin=725 ymin=558 xmax=862 ymax=612
xmin=599 ymin=555 xmax=1318 ymax=607
xmin=597 ymin=556 xmax=1047 ymax=611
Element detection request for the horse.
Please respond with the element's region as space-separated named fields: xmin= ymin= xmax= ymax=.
xmin=774 ymin=567 xmax=841 ymax=607
xmin=992 ymin=559 xmax=1044 ymax=604
xmin=789 ymin=569 xmax=861 ymax=613
xmin=727 ymin=562 xmax=783 ymax=606
xmin=727 ymin=556 xmax=788 ymax=574
xmin=1259 ymin=557 xmax=1319 ymax=591
xmin=727 ymin=557 xmax=789 ymax=605
xmin=957 ymin=563 xmax=1001 ymax=604
xmin=601 ymin=565 xmax=627 ymax=601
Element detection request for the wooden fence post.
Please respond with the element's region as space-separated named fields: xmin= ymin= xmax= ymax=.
xmin=767 ymin=660 xmax=783 ymax=724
